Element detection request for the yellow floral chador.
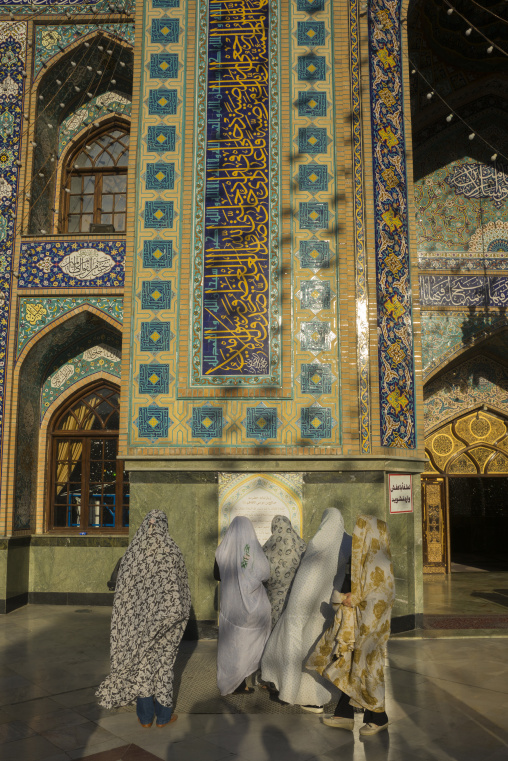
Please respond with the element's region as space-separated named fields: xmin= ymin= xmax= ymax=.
xmin=307 ymin=515 xmax=395 ymax=713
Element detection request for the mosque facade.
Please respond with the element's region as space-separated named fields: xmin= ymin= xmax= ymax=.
xmin=0 ymin=0 xmax=506 ymax=630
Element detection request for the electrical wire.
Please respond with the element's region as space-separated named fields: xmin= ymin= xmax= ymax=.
xmin=441 ymin=0 xmax=508 ymax=57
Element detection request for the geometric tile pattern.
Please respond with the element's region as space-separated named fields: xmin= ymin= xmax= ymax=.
xmin=189 ymin=405 xmax=224 ymax=442
xmin=140 ymin=321 xmax=173 ymax=353
xmin=244 ymin=403 xmax=280 ymax=442
xmin=299 ymin=278 xmax=331 ymax=312
xmin=298 ymin=163 xmax=329 ymax=193
xmin=58 ymin=93 xmax=132 ymax=157
xmin=297 ymin=55 xmax=326 ymax=81
xmin=145 ymin=163 xmax=175 ymax=191
xmin=144 ymin=201 xmax=174 ymax=229
xmin=297 ymin=21 xmax=326 ymax=46
xmin=368 ymin=0 xmax=416 ymax=448
xmin=139 ymin=362 xmax=171 ymax=395
xmin=135 ymin=404 xmax=171 ymax=442
xmin=18 ymin=240 xmax=126 ymax=288
xmin=297 ymin=0 xmax=325 ymax=11
xmin=297 ymin=239 xmax=331 ymax=270
xmin=349 ymin=0 xmax=371 ymax=453
xmin=148 ymin=89 xmax=178 ymax=115
xmin=142 ymin=240 xmax=174 ymax=270
xmin=0 ymin=22 xmax=26 ymax=513
xmin=300 ymin=363 xmax=333 ymax=396
xmin=298 ymin=127 xmax=328 ymax=154
xmin=297 ymin=91 xmax=327 ymax=118
xmin=151 ymin=19 xmax=180 ymax=44
xmin=150 ymin=53 xmax=179 ymax=79
xmin=300 ymin=320 xmax=333 ymax=353
xmin=298 ymin=402 xmax=333 ymax=440
xmin=141 ymin=281 xmax=172 ymax=311
xmin=299 ymin=202 xmax=329 ymax=230
xmin=147 ymin=126 xmax=176 ymax=153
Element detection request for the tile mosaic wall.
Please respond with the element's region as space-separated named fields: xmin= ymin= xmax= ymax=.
xmin=421 ymin=310 xmax=508 ymax=379
xmin=0 ymin=0 xmax=130 ymax=13
xmin=41 ymin=332 xmax=121 ymax=419
xmin=424 ymin=355 xmax=508 ymax=432
xmin=18 ymin=240 xmax=125 ymax=287
xmin=128 ymin=0 xmax=342 ymax=452
xmin=58 ymin=93 xmax=132 ymax=157
xmin=368 ymin=0 xmax=416 ymax=449
xmin=34 ymin=23 xmax=135 ymax=78
xmin=0 ymin=20 xmax=26 ymax=506
xmin=17 ymin=296 xmax=123 ymax=356
xmin=420 ymin=275 xmax=508 ymax=308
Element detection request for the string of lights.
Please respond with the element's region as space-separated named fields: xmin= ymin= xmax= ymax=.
xmin=441 ymin=0 xmax=508 ymax=57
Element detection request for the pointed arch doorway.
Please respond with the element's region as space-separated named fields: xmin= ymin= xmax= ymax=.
xmin=423 ymin=409 xmax=508 ymax=573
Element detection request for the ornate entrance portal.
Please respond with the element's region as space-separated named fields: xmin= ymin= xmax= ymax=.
xmin=423 ymin=410 xmax=508 ymax=573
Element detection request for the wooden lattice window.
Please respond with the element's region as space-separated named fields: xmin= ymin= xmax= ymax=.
xmin=61 ymin=124 xmax=129 ymax=233
xmin=48 ymin=383 xmax=129 ymax=532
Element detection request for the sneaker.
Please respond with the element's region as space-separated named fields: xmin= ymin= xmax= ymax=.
xmin=322 ymin=716 xmax=355 ymax=730
xmin=359 ymin=722 xmax=388 ymax=736
xmin=300 ymin=705 xmax=324 ymax=714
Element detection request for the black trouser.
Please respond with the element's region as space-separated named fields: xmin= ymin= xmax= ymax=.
xmin=333 ymin=691 xmax=388 ymax=726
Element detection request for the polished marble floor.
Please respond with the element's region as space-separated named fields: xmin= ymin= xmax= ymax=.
xmin=424 ymin=572 xmax=508 ymax=617
xmin=0 ymin=605 xmax=507 ymax=761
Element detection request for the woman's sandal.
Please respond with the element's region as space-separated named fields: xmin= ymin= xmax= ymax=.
xmin=233 ymin=685 xmax=255 ymax=694
xmin=156 ymin=714 xmax=178 ymax=728
xmin=138 ymin=718 xmax=153 ymax=728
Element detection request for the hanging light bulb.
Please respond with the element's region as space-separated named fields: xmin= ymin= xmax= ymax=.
xmin=446 ymin=114 xmax=453 ymax=122
xmin=447 ymin=7 xmax=453 ymax=14
xmin=487 ymin=46 xmax=493 ymax=54
xmin=426 ymin=91 xmax=434 ymax=99
xmin=465 ymin=27 xmax=472 ymax=36
xmin=469 ymin=132 xmax=475 ymax=140
xmin=56 ymin=79 xmax=62 ymax=85
xmin=491 ymin=154 xmax=498 ymax=161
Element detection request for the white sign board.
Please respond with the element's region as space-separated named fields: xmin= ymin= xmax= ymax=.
xmin=218 ymin=473 xmax=303 ymax=545
xmin=389 ymin=474 xmax=413 ymax=514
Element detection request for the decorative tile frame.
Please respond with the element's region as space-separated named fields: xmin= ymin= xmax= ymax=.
xmin=368 ymin=0 xmax=416 ymax=448
xmin=0 ymin=21 xmax=26 ymax=507
xmin=0 ymin=1 xmax=130 ymax=14
xmin=18 ymin=240 xmax=125 ymax=288
xmin=17 ymin=296 xmax=123 ymax=356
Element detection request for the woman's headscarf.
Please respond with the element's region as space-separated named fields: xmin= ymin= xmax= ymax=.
xmin=263 ymin=515 xmax=306 ymax=628
xmin=215 ymin=516 xmax=271 ymax=695
xmin=261 ymin=508 xmax=350 ymax=707
xmin=96 ymin=510 xmax=191 ymax=709
xmin=307 ymin=514 xmax=395 ymax=712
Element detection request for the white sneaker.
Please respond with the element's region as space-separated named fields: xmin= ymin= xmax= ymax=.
xmin=359 ymin=722 xmax=388 ymax=736
xmin=322 ymin=716 xmax=354 ymax=730
xmin=300 ymin=705 xmax=324 ymax=714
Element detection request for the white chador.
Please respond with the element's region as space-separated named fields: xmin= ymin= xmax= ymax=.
xmin=215 ymin=516 xmax=271 ymax=696
xmin=261 ymin=508 xmax=351 ymax=707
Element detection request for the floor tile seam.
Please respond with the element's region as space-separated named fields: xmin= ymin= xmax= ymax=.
xmin=386 ymin=664 xmax=508 ymax=695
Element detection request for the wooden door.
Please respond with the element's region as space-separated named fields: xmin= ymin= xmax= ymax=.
xmin=422 ymin=477 xmax=448 ymax=573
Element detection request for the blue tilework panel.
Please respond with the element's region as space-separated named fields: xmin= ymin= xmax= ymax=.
xmin=298 ymin=239 xmax=330 ymax=270
xmin=298 ymin=128 xmax=328 ymax=154
xmin=419 ymin=275 xmax=508 ymax=307
xmin=141 ymin=281 xmax=172 ymax=310
xmin=300 ymin=321 xmax=332 ymax=352
xmin=297 ymin=22 xmax=326 ymax=46
xmin=139 ymin=363 xmax=170 ymax=395
xmin=18 ymin=240 xmax=125 ymax=288
xmin=297 ymin=55 xmax=326 ymax=81
xmin=135 ymin=405 xmax=171 ymax=441
xmin=368 ymin=0 xmax=416 ymax=448
xmin=153 ymin=0 xmax=180 ymax=8
xmin=190 ymin=406 xmax=224 ymax=441
xmin=142 ymin=240 xmax=174 ymax=269
xmin=147 ymin=126 xmax=176 ymax=153
xmin=297 ymin=91 xmax=327 ymax=118
xmin=299 ymin=202 xmax=329 ymax=230
xmin=300 ymin=280 xmax=331 ymax=311
xmin=150 ymin=53 xmax=179 ymax=79
xmin=148 ymin=89 xmax=178 ymax=116
xmin=144 ymin=201 xmax=174 ymax=229
xmin=151 ymin=19 xmax=180 ymax=44
xmin=298 ymin=164 xmax=329 ymax=193
xmin=300 ymin=363 xmax=333 ymax=396
xmin=140 ymin=320 xmax=173 ymax=352
xmin=297 ymin=0 xmax=325 ymax=12
xmin=146 ymin=163 xmax=175 ymax=191
xmin=299 ymin=405 xmax=333 ymax=439
xmin=245 ymin=405 xmax=279 ymax=441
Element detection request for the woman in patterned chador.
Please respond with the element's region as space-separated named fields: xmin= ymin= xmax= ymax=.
xmin=262 ymin=515 xmax=306 ymax=629
xmin=261 ymin=508 xmax=351 ymax=712
xmin=307 ymin=514 xmax=395 ymax=736
xmin=96 ymin=510 xmax=191 ymax=728
xmin=214 ymin=516 xmax=271 ymax=695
